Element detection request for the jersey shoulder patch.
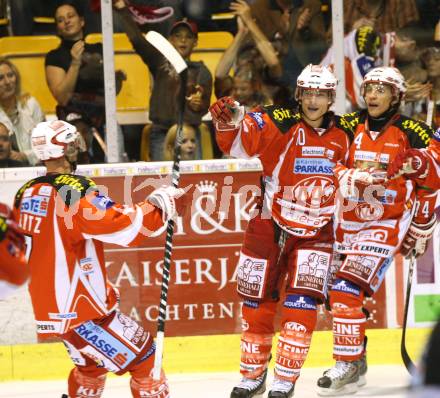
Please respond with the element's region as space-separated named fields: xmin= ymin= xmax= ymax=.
xmin=393 ymin=115 xmax=433 ymax=148
xmin=338 ymin=111 xmax=363 ymax=136
xmin=14 ymin=174 xmax=97 ymax=209
xmin=263 ymin=105 xmax=300 ymax=134
xmin=333 ymin=114 xmax=356 ymax=141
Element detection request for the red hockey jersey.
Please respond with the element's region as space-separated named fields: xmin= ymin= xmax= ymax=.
xmin=13 ymin=174 xmax=164 ymax=338
xmin=216 ymin=106 xmax=352 ymax=237
xmin=334 ymin=111 xmax=435 ymax=255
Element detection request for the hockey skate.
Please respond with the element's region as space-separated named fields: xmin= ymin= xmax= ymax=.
xmin=316 ymin=360 xmax=361 ymax=396
xmin=230 ymin=368 xmax=267 ymax=398
xmin=268 ymin=378 xmax=295 ymax=398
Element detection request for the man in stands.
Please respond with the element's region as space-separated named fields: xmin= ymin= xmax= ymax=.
xmin=113 ymin=0 xmax=212 ymax=161
xmin=317 ymin=67 xmax=437 ymax=396
xmin=209 ymin=65 xmax=353 ymax=398
xmin=13 ymin=119 xmax=186 ymax=398
xmin=0 ymin=202 xmax=27 ymax=299
xmin=0 ymin=122 xmax=28 ymax=167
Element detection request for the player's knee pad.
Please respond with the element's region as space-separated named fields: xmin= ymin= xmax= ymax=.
xmin=329 ymin=279 xmax=366 ymax=361
xmin=275 ymin=295 xmax=317 ymax=382
xmin=68 ymin=367 xmax=106 ymax=398
xmin=130 ymin=372 xmax=170 ymax=398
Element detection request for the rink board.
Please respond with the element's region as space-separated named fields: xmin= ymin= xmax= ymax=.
xmin=0 ymin=328 xmax=431 ymax=381
xmin=0 ymin=159 xmax=438 ymax=380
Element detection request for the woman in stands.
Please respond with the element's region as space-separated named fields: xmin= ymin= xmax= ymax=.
xmin=0 ymin=58 xmax=45 ymax=166
xmin=163 ymin=123 xmax=198 ymax=161
xmin=45 ymin=2 xmax=125 ymax=163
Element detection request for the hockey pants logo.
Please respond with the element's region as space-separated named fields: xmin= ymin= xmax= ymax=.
xmin=76 ymin=386 xmax=104 ymax=397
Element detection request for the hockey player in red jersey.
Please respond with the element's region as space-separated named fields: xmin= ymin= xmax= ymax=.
xmin=13 ymin=120 xmax=186 ymax=398
xmin=317 ymin=67 xmax=437 ymax=396
xmin=0 ymin=202 xmax=27 ymax=299
xmin=388 ymin=127 xmax=440 ymax=191
xmin=210 ymin=65 xmax=353 ymax=398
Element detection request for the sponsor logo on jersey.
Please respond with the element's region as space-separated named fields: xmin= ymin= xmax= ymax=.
xmin=54 ymin=175 xmax=90 ymax=192
xmin=79 ymin=257 xmax=94 ymax=274
xmin=434 ymin=128 xmax=440 ymax=142
xmin=381 ymin=189 xmax=397 ymax=204
xmin=74 ymin=321 xmax=136 ymax=369
xmin=23 ymin=188 xmax=34 ymax=198
xmin=36 ymin=321 xmax=60 ymax=333
xmin=355 ymin=202 xmax=384 ymax=221
xmin=302 ymin=146 xmax=325 ymax=156
xmin=243 ymin=299 xmax=259 ymax=308
xmin=38 ymin=186 xmax=53 ymax=196
xmin=237 ymin=253 xmax=268 ymax=299
xmin=353 ymin=243 xmax=391 ymax=256
xmin=272 ymin=108 xmax=294 ymax=122
xmin=285 ymin=176 xmax=336 ymax=208
xmin=343 ymin=229 xmax=388 ymax=245
xmin=354 ymin=150 xmax=389 ymax=164
xmin=293 ymin=158 xmax=334 ymax=175
xmin=284 ymin=322 xmax=307 ymax=332
xmin=340 ymin=254 xmax=381 ymax=283
xmin=249 ymin=112 xmax=265 ymax=129
xmin=91 ymin=194 xmax=115 ymax=210
xmin=332 ymin=279 xmax=361 ymax=296
xmin=300 ymin=146 xmax=335 ymax=159
xmin=284 ymin=295 xmax=316 ymax=310
xmin=20 ymin=195 xmax=49 ymax=216
xmin=401 ymin=119 xmax=431 ymax=145
xmin=293 ymin=250 xmax=329 ymax=293
xmin=49 ymin=312 xmax=78 ymax=319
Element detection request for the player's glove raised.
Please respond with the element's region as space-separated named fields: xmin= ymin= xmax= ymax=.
xmin=388 ymin=148 xmax=429 ymax=180
xmin=209 ymin=96 xmax=245 ymax=128
xmin=147 ymin=186 xmax=186 ymax=222
xmin=401 ymin=215 xmax=437 ymax=258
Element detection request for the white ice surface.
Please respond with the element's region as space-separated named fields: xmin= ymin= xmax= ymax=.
xmin=0 ymin=365 xmax=411 ymax=398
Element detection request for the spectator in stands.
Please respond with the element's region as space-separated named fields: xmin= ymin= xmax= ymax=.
xmin=321 ymin=25 xmax=381 ymax=111
xmin=0 ymin=122 xmax=28 ymax=167
xmin=114 ymin=0 xmax=212 ymax=161
xmin=10 ymin=0 xmax=103 ymax=36
xmin=163 ymin=123 xmax=198 ymax=161
xmin=214 ymin=8 xmax=275 ymax=108
xmin=0 ymin=58 xmax=44 ymax=166
xmin=45 ymin=2 xmax=126 ymax=164
xmin=249 ymin=0 xmax=326 ymax=87
xmin=394 ymin=26 xmax=432 ymax=117
xmin=344 ymin=0 xmax=420 ymax=34
xmin=422 ymin=47 xmax=440 ymax=125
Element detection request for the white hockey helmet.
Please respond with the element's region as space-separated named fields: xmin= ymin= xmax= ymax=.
xmin=296 ymin=64 xmax=338 ymax=100
xmin=31 ymin=120 xmax=79 ymax=161
xmin=361 ymin=67 xmax=407 ymax=99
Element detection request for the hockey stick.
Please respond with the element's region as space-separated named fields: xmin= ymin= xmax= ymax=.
xmin=401 ymin=251 xmax=416 ymax=374
xmin=426 ymin=96 xmax=434 ymax=128
xmin=145 ymin=30 xmax=188 ymax=381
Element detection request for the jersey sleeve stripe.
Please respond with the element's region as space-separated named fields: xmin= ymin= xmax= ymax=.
xmin=82 ymin=205 xmax=144 ymax=246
